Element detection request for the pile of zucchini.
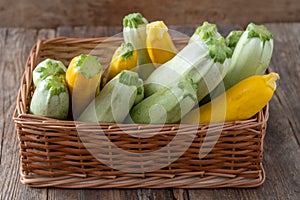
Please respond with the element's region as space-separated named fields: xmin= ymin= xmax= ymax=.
xmin=30 ymin=13 xmax=278 ymax=124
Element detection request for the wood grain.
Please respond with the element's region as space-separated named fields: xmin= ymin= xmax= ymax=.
xmin=1 ymin=0 xmax=300 ymax=28
xmin=56 ymin=24 xmax=240 ymax=39
xmin=261 ymin=23 xmax=300 ymax=200
xmin=0 ymin=28 xmax=48 ymax=200
xmin=0 ymin=23 xmax=299 ymax=200
xmin=267 ymin=23 xmax=300 ymax=145
xmin=0 ymin=28 xmax=6 ymax=167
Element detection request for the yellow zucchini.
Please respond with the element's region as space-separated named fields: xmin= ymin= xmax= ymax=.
xmin=107 ymin=42 xmax=137 ymax=81
xmin=182 ymin=72 xmax=279 ymax=124
xmin=66 ymin=54 xmax=103 ymax=118
xmin=146 ymin=21 xmax=177 ymax=66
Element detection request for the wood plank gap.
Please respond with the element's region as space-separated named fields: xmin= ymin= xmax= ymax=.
xmin=287 ymin=115 xmax=300 ymax=147
xmin=0 ymin=121 xmax=5 ymax=165
xmin=0 ymin=28 xmax=8 ymax=166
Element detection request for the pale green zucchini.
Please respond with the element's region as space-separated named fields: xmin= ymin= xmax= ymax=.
xmin=30 ymin=75 xmax=69 ymax=119
xmin=78 ymin=70 xmax=144 ymax=123
xmin=130 ymin=78 xmax=197 ymax=124
xmin=33 ymin=58 xmax=67 ymax=86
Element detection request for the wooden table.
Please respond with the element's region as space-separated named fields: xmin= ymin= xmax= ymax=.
xmin=0 ymin=23 xmax=299 ymax=200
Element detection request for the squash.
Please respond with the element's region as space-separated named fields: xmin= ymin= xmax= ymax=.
xmin=78 ymin=70 xmax=144 ymax=123
xmin=144 ymin=36 xmax=232 ymax=102
xmin=30 ymin=75 xmax=69 ymax=119
xmin=123 ymin=12 xmax=155 ymax=80
xmin=201 ymin=23 xmax=274 ymax=105
xmin=66 ymin=54 xmax=103 ymax=118
xmin=182 ymin=72 xmax=279 ymax=124
xmin=106 ymin=42 xmax=137 ymax=81
xmin=130 ymin=77 xmax=197 ymax=124
xmin=33 ymin=58 xmax=67 ymax=86
xmin=146 ymin=21 xmax=177 ymax=66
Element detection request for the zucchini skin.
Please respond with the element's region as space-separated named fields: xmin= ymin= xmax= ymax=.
xmin=144 ymin=39 xmax=231 ymax=103
xmin=30 ymin=76 xmax=69 ymax=120
xmin=130 ymin=78 xmax=197 ymax=124
xmin=66 ymin=55 xmax=103 ymax=118
xmin=78 ymin=70 xmax=143 ymax=123
xmin=33 ymin=58 xmax=67 ymax=86
xmin=183 ymin=73 xmax=279 ymax=124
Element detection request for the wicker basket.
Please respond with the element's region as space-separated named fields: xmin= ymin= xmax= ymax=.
xmin=13 ymin=37 xmax=268 ymax=188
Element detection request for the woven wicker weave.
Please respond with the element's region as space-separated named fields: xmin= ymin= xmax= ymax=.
xmin=13 ymin=37 xmax=268 ymax=188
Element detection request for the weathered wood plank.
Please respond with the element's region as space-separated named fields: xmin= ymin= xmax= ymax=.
xmin=56 ymin=24 xmax=240 ymax=39
xmin=47 ymin=188 xmax=177 ymax=200
xmin=169 ymin=24 xmax=242 ymax=37
xmin=47 ymin=189 xmax=138 ymax=200
xmin=172 ymin=189 xmax=189 ymax=200
xmin=260 ymin=23 xmax=300 ymax=200
xmin=266 ymin=23 xmax=300 ymax=145
xmin=38 ymin=28 xmax=56 ymax=40
xmin=0 ymin=28 xmax=48 ymax=200
xmin=0 ymin=28 xmax=7 ymax=168
xmin=56 ymin=26 xmax=108 ymax=38
xmin=56 ymin=25 xmax=166 ymax=38
xmin=138 ymin=189 xmax=174 ymax=200
xmin=0 ymin=28 xmax=7 ymax=198
xmin=56 ymin=26 xmax=123 ymax=38
xmin=189 ymin=188 xmax=267 ymax=200
xmin=0 ymin=0 xmax=299 ymax=28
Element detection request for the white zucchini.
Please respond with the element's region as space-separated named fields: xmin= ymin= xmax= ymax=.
xmin=33 ymin=58 xmax=67 ymax=86
xmin=201 ymin=23 xmax=274 ymax=104
xmin=130 ymin=78 xmax=197 ymax=124
xmin=78 ymin=70 xmax=144 ymax=123
xmin=144 ymin=37 xmax=232 ymax=102
xmin=123 ymin=13 xmax=155 ymax=80
xmin=30 ymin=75 xmax=69 ymax=119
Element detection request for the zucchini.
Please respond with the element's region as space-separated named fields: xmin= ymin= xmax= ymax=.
xmin=30 ymin=75 xmax=69 ymax=120
xmin=33 ymin=58 xmax=67 ymax=86
xmin=130 ymin=78 xmax=197 ymax=124
xmin=78 ymin=70 xmax=144 ymax=123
